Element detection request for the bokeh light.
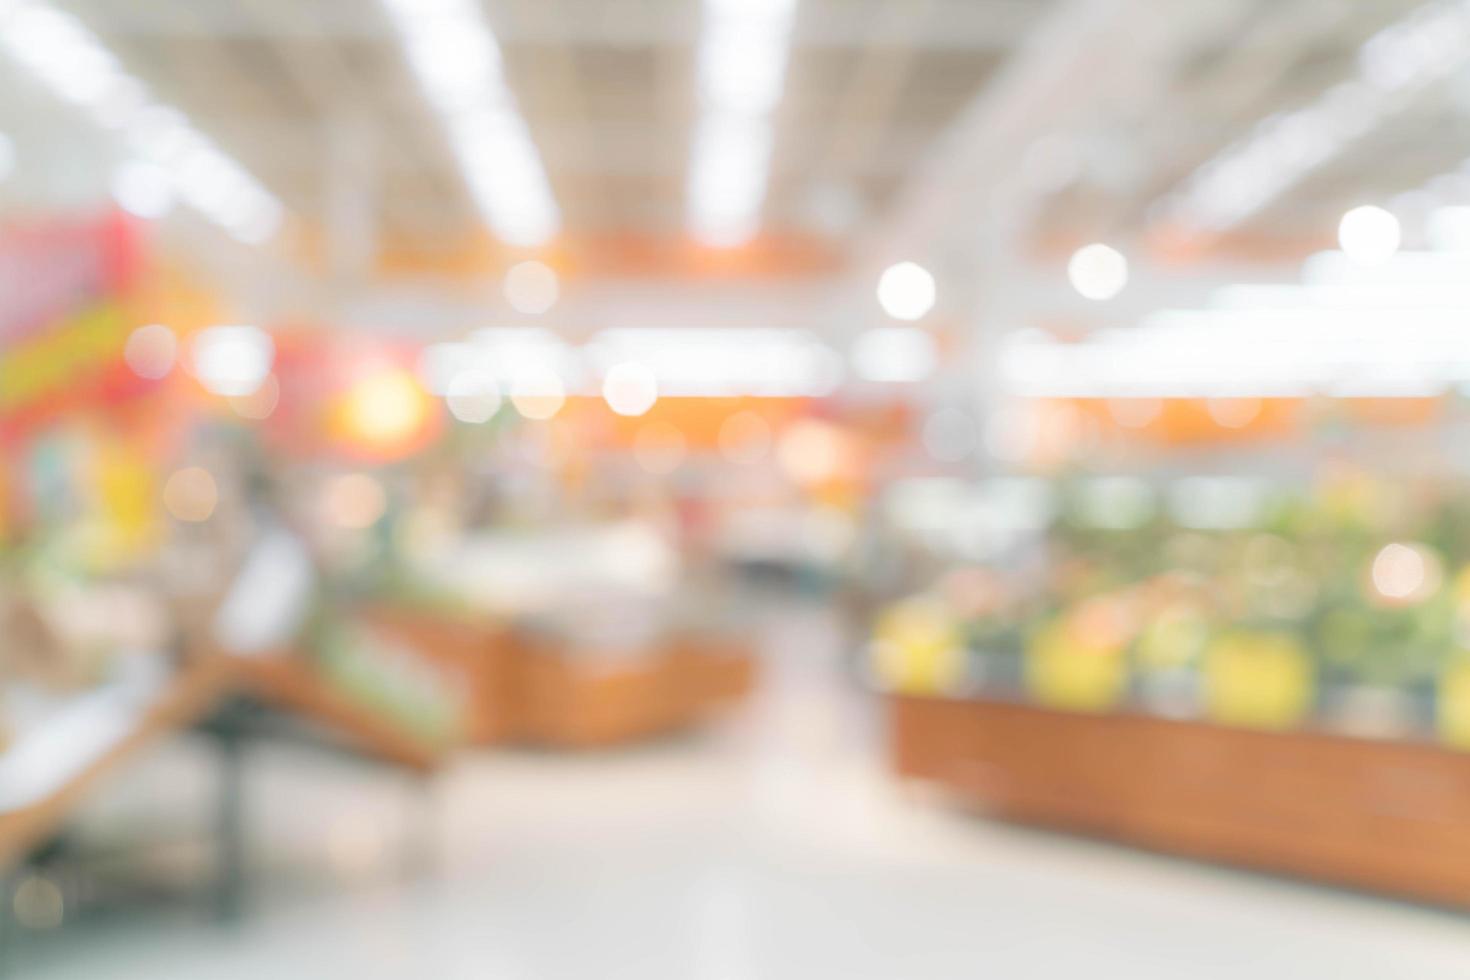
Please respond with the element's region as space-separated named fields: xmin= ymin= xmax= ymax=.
xmin=445 ymin=370 xmax=502 ymax=423
xmin=602 ymin=361 xmax=658 ymax=417
xmin=1338 ymin=205 xmax=1400 ymax=265
xmin=163 ymin=466 xmax=218 ymax=523
xmin=123 ymin=323 xmax=177 ymax=380
xmin=509 ymin=367 xmax=566 ymax=420
xmin=1067 ymin=243 xmax=1128 ymax=300
xmin=229 ymin=373 xmax=280 ymax=420
xmin=191 ymin=325 xmax=273 ymax=397
xmin=1205 ymin=397 xmax=1261 ymax=429
xmin=322 ymin=473 xmax=387 ymax=530
xmin=876 ymin=262 xmax=936 ymax=321
xmin=341 ymin=367 xmax=432 ymax=447
xmin=503 ymin=260 xmax=559 ymax=315
xmin=1106 ymin=397 xmax=1162 ymax=429
xmin=777 ymin=419 xmax=849 ymax=485
xmin=13 ymin=875 xmax=63 ymax=930
xmin=1369 ymin=542 xmax=1441 ymax=605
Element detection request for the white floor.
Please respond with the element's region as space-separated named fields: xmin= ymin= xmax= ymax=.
xmin=16 ymin=604 xmax=1470 ymax=978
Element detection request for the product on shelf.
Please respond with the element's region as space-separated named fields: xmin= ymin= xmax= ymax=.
xmin=869 ymin=472 xmax=1470 ymax=747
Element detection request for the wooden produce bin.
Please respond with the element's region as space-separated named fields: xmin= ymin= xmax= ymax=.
xmin=358 ymin=606 xmax=519 ymax=745
xmin=514 ymin=651 xmax=681 ymax=748
xmin=512 ymin=635 xmax=759 ymax=749
xmin=349 ymin=608 xmax=759 ymax=750
xmin=889 ymin=694 xmax=1470 ymax=908
xmin=669 ymin=635 xmax=759 ymax=709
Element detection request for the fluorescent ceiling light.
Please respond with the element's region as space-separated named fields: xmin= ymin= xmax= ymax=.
xmin=851 ymin=327 xmax=936 ymax=383
xmin=1003 ymin=241 xmax=1470 ymax=399
xmin=1169 ymin=0 xmax=1470 ymax=232
xmin=999 ymin=310 xmax=1470 ymax=399
xmin=1300 ymin=249 xmax=1470 ymax=286
xmin=380 ymin=0 xmax=559 ymax=247
xmin=588 ymin=327 xmax=840 ymax=397
xmin=1426 ymin=205 xmax=1470 ymax=250
xmin=420 ymin=329 xmax=579 ymax=396
xmin=445 ymin=371 xmax=502 ymax=424
xmin=421 ymin=327 xmax=841 ymax=399
xmin=0 ymin=0 xmax=283 ymax=244
xmin=111 ymin=160 xmax=174 ymax=219
xmin=687 ymin=0 xmax=797 ymax=246
xmin=688 ymin=114 xmax=775 ymax=247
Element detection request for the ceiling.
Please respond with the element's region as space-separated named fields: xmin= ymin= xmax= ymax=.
xmin=3 ymin=0 xmax=1469 ymax=293
xmin=37 ymin=0 xmax=1030 ymax=250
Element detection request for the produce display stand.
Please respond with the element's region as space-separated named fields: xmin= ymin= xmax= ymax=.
xmin=0 ymin=621 xmax=753 ymax=914
xmin=670 ymin=636 xmax=760 ymax=707
xmin=224 ymin=653 xmax=447 ymax=773
xmin=350 ymin=603 xmax=760 ymax=751
xmin=355 ymin=605 xmax=520 ymax=746
xmin=888 ymin=694 xmax=1470 ymax=908
xmin=495 ymin=633 xmax=758 ymax=750
xmin=0 ymin=650 xmax=454 ymax=911
xmin=0 ymin=658 xmax=232 ymax=870
xmin=0 ymin=633 xmax=752 ymax=872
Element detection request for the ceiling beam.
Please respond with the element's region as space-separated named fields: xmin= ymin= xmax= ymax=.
xmin=817 ymin=0 xmax=934 ymax=179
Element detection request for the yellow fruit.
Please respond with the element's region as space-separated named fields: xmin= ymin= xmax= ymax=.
xmin=1438 ymin=661 xmax=1470 ymax=750
xmin=871 ymin=597 xmax=964 ymax=695
xmin=1025 ymin=618 xmax=1127 ymax=713
xmin=1203 ymin=632 xmax=1313 ymax=730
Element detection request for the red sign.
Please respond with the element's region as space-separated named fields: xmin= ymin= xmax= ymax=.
xmin=0 ymin=212 xmax=145 ymax=445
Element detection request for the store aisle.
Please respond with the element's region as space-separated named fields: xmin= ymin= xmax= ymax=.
xmin=21 ymin=603 xmax=1470 ymax=980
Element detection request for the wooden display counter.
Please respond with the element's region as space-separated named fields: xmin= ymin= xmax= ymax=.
xmin=353 ymin=605 xmax=759 ymax=750
xmin=889 ymin=694 xmax=1470 ymax=908
xmin=227 ymin=655 xmax=446 ymax=772
xmin=356 ymin=606 xmax=519 ymax=745
xmin=510 ymin=635 xmax=758 ymax=749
